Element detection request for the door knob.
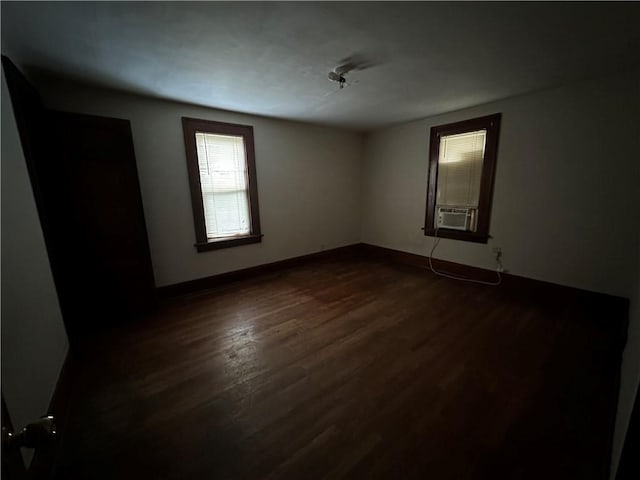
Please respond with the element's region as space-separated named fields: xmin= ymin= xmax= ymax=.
xmin=2 ymin=415 xmax=56 ymax=450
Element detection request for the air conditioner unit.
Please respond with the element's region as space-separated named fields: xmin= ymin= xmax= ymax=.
xmin=437 ymin=207 xmax=472 ymax=231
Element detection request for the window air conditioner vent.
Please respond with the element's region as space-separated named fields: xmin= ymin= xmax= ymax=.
xmin=437 ymin=207 xmax=471 ymax=231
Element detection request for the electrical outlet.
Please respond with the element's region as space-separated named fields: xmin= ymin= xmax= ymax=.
xmin=492 ymin=247 xmax=504 ymax=272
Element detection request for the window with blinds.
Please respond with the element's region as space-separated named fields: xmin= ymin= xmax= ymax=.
xmin=195 ymin=132 xmax=250 ymax=239
xmin=182 ymin=117 xmax=262 ymax=252
xmin=436 ymin=130 xmax=486 ymax=209
xmin=424 ymin=113 xmax=501 ymax=243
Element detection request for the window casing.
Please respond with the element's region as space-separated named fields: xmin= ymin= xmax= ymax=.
xmin=182 ymin=117 xmax=262 ymax=252
xmin=424 ymin=113 xmax=501 ymax=243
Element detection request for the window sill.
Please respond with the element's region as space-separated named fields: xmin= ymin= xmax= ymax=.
xmin=195 ymin=234 xmax=263 ymax=252
xmin=424 ymin=228 xmax=489 ymax=244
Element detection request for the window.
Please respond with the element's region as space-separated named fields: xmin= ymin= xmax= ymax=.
xmin=424 ymin=113 xmax=501 ymax=243
xmin=182 ymin=117 xmax=262 ymax=252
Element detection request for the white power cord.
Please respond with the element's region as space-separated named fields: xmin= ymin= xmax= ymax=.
xmin=428 ymin=228 xmax=502 ymax=286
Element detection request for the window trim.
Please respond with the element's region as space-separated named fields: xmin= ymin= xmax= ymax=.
xmin=182 ymin=117 xmax=262 ymax=252
xmin=424 ymin=113 xmax=501 ymax=244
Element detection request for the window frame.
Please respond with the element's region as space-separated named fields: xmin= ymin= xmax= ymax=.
xmin=182 ymin=117 xmax=262 ymax=252
xmin=424 ymin=113 xmax=501 ymax=244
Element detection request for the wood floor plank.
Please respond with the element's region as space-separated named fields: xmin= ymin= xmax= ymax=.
xmin=55 ymin=258 xmax=625 ymax=479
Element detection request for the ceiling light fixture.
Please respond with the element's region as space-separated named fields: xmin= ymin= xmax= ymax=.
xmin=327 ymin=52 xmax=383 ymax=90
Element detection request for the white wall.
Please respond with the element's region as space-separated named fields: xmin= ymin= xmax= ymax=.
xmin=1 ymin=69 xmax=69 ymax=465
xmin=361 ymin=69 xmax=640 ymax=298
xmin=32 ymin=77 xmax=364 ymax=287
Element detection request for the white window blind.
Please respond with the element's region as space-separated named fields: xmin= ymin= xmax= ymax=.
xmin=436 ymin=129 xmax=486 ymax=208
xmin=195 ymin=132 xmax=251 ymax=239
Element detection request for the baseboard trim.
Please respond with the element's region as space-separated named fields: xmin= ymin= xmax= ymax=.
xmin=360 ymin=242 xmax=629 ymax=307
xmin=360 ymin=242 xmax=500 ymax=282
xmin=158 ymin=241 xmax=629 ymax=312
xmin=157 ymin=244 xmax=362 ymax=297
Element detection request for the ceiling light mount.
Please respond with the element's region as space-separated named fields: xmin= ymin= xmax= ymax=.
xmin=328 ymin=70 xmax=347 ymax=88
xmin=327 ymin=52 xmax=384 ymax=90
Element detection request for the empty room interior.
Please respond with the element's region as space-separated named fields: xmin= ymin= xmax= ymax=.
xmin=2 ymin=2 xmax=640 ymax=479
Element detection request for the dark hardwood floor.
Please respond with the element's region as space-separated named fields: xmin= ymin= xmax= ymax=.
xmin=55 ymin=257 xmax=625 ymax=479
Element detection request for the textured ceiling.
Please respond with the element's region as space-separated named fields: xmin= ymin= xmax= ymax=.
xmin=2 ymin=1 xmax=639 ymax=130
